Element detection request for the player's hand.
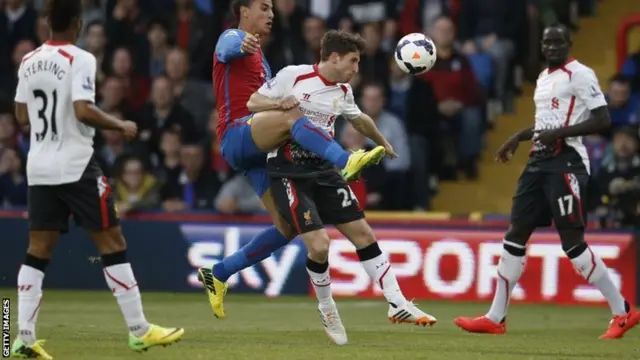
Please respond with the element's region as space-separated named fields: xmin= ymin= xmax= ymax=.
xmin=495 ymin=136 xmax=519 ymax=163
xmin=241 ymin=34 xmax=260 ymax=54
xmin=383 ymin=142 xmax=398 ymax=159
xmin=533 ymin=129 xmax=562 ymax=147
xmin=120 ymin=120 xmax=138 ymax=140
xmin=278 ymin=95 xmax=299 ymax=110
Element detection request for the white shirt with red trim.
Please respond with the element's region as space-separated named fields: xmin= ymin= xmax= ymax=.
xmin=15 ymin=41 xmax=97 ymax=185
xmin=532 ymin=58 xmax=607 ymax=172
xmin=257 ymin=64 xmax=361 ymax=138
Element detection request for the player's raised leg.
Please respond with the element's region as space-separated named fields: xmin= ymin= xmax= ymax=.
xmin=335 ymin=218 xmax=436 ymax=326
xmin=548 ymin=173 xmax=640 ymax=339
xmin=249 ymin=108 xmax=385 ymax=180
xmin=199 ymin=182 xmax=296 ymax=319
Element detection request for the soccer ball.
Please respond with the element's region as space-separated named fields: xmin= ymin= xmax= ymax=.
xmin=394 ymin=33 xmax=437 ymax=75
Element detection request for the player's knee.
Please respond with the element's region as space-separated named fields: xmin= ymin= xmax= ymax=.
xmin=274 ymin=220 xmax=296 ymax=240
xmin=305 ymin=234 xmax=330 ymax=263
xmin=557 ymin=227 xmax=585 ymax=253
xmin=91 ymin=227 xmax=127 ymax=255
xmin=27 ymin=232 xmax=59 ymax=258
xmin=284 ymin=108 xmax=304 ymax=128
xmin=504 ymin=224 xmax=534 ymax=247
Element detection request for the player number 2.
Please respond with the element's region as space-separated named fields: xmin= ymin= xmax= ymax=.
xmin=33 ymin=89 xmax=59 ymax=142
xmin=337 ymin=188 xmax=357 ymax=208
xmin=557 ymin=194 xmax=573 ymax=216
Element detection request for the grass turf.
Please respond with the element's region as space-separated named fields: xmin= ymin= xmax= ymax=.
xmin=2 ymin=290 xmax=640 ymax=359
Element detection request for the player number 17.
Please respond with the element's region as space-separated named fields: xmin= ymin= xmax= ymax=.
xmin=557 ymin=194 xmax=573 ymax=216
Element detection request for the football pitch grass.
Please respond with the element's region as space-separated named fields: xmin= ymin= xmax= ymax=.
xmin=2 ymin=291 xmax=640 ymax=359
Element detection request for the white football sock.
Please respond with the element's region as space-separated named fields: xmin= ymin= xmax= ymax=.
xmin=360 ymin=250 xmax=407 ymax=307
xmin=306 ymin=262 xmax=333 ymax=306
xmin=569 ymin=245 xmax=626 ymax=315
xmin=486 ymin=246 xmax=526 ymax=323
xmin=103 ymin=263 xmax=149 ymax=337
xmin=17 ymin=265 xmax=44 ymax=346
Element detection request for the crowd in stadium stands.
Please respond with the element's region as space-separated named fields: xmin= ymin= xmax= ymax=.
xmin=0 ymin=0 xmax=635 ymax=224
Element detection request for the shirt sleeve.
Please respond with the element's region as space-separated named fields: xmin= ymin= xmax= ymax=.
xmin=256 ymin=66 xmax=297 ymax=99
xmin=572 ymin=68 xmax=607 ymax=110
xmin=14 ymin=63 xmax=28 ymax=103
xmin=71 ymin=54 xmax=97 ymax=103
xmin=342 ymin=84 xmax=362 ymax=119
xmin=215 ymin=29 xmax=246 ymax=63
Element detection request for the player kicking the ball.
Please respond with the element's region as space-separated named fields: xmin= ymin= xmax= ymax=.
xmin=454 ymin=23 xmax=639 ymax=339
xmin=228 ymin=30 xmax=436 ymax=345
xmin=10 ymin=0 xmax=184 ymax=358
xmin=199 ymin=0 xmax=384 ymax=319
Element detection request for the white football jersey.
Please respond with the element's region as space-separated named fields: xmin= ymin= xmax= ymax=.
xmin=15 ymin=41 xmax=97 ymax=186
xmin=257 ymin=64 xmax=362 ymax=137
xmin=532 ymin=59 xmax=607 ymax=173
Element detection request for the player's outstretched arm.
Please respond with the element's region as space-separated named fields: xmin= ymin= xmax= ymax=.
xmin=246 ymin=92 xmax=284 ymax=112
xmin=512 ymin=126 xmax=534 ymax=142
xmin=73 ymin=101 xmax=137 ymax=139
xmin=347 ymin=113 xmax=397 ymax=158
xmin=216 ymin=30 xmax=259 ymax=63
xmin=551 ymin=106 xmax=610 ymax=138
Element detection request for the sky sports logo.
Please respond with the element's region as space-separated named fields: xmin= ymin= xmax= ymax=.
xmin=2 ymin=298 xmax=9 ymax=358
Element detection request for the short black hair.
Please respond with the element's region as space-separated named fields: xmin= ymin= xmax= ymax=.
xmin=610 ymin=73 xmax=631 ymax=84
xmin=231 ymin=0 xmax=254 ymax=20
xmin=545 ymin=22 xmax=572 ymax=42
xmin=320 ymin=30 xmax=366 ymax=61
xmin=46 ymin=0 xmax=81 ymax=32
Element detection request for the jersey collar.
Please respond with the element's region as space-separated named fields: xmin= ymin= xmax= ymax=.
xmin=314 ymin=64 xmax=337 ymax=86
xmin=548 ymin=57 xmax=576 ymax=73
xmin=45 ymin=40 xmax=72 ymax=46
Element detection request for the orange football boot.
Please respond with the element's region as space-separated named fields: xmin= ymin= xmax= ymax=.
xmin=454 ymin=315 xmax=506 ymax=334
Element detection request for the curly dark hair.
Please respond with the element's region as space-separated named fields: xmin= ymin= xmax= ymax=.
xmin=320 ymin=30 xmax=367 ymax=61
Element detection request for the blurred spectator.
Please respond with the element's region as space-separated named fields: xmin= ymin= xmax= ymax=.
xmin=1 ymin=0 xmax=37 ymax=59
xmin=360 ymin=82 xmax=411 ymax=210
xmin=161 ymin=144 xmax=221 ymax=212
xmin=584 ymin=134 xmax=608 ymax=175
xmin=169 ymin=0 xmax=213 ymax=80
xmin=98 ymin=76 xmax=126 ymax=113
xmin=106 ymin=0 xmax=148 ymax=65
xmin=142 ymin=19 xmax=171 ymax=78
xmin=113 ymin=156 xmax=161 ymax=215
xmin=202 ymin=110 xmax=232 ymax=183
xmin=399 ymin=0 xmax=458 ymax=35
xmin=387 ymin=60 xmax=439 ymax=210
xmin=154 ymin=129 xmax=182 ymax=183
xmin=329 ymin=0 xmax=397 ymax=42
xmin=359 ymin=22 xmax=389 ymax=84
xmin=621 ymin=49 xmax=640 ymax=93
xmin=0 ymin=148 xmax=27 ymax=207
xmin=300 ymin=16 xmax=326 ymax=64
xmin=424 ymin=16 xmax=483 ymax=179
xmin=214 ymin=174 xmax=263 ymax=214
xmin=458 ymin=0 xmax=524 ymax=107
xmin=607 ymin=75 xmax=639 ymax=131
xmin=77 ymin=0 xmax=105 ymax=48
xmin=35 ymin=13 xmax=49 ymax=45
xmin=165 ymin=47 xmax=214 ymax=130
xmin=137 ymin=76 xmax=198 ymax=160
xmin=0 ymin=113 xmax=17 ymax=151
xmin=265 ymin=0 xmax=308 ymax=72
xmin=109 ymin=47 xmax=150 ymax=111
xmin=0 ymin=38 xmax=35 ymax=103
xmin=596 ymin=127 xmax=640 ymax=227
xmin=82 ymin=21 xmax=108 ymax=85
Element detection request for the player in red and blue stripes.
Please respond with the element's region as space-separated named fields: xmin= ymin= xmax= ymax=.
xmin=198 ymin=0 xmax=385 ymax=319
